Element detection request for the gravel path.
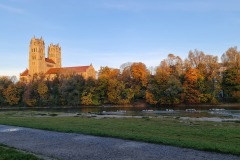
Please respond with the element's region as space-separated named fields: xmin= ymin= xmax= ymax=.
xmin=0 ymin=125 xmax=239 ymax=160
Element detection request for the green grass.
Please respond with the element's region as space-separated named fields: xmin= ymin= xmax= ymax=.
xmin=0 ymin=114 xmax=239 ymax=155
xmin=0 ymin=145 xmax=40 ymax=160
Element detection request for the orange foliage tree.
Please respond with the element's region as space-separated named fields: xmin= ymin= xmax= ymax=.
xmin=182 ymin=68 xmax=201 ymax=104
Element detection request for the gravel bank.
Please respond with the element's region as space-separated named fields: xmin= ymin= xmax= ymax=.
xmin=0 ymin=125 xmax=239 ymax=160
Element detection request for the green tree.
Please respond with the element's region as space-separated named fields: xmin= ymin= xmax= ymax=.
xmin=222 ymin=68 xmax=240 ymax=102
xmin=37 ymin=81 xmax=49 ymax=106
xmin=60 ymin=74 xmax=85 ymax=106
xmin=95 ymin=78 xmax=108 ymax=104
xmin=82 ymin=77 xmax=98 ymax=105
xmin=23 ymin=82 xmax=38 ymax=107
xmin=160 ymin=76 xmax=182 ymax=105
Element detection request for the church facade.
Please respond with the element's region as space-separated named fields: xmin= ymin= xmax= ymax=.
xmin=20 ymin=37 xmax=96 ymax=82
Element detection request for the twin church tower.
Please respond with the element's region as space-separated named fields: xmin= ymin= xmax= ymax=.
xmin=20 ymin=36 xmax=96 ymax=82
xmin=28 ymin=36 xmax=61 ymax=76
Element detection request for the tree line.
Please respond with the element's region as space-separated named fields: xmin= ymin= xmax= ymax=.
xmin=1 ymin=47 xmax=240 ymax=107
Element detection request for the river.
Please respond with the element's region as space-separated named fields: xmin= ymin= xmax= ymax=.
xmin=1 ymin=105 xmax=240 ymax=119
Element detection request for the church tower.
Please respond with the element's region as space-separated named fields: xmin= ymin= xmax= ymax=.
xmin=29 ymin=36 xmax=45 ymax=77
xmin=48 ymin=43 xmax=61 ymax=68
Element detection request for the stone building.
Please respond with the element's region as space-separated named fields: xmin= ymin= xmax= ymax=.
xmin=20 ymin=37 xmax=96 ymax=82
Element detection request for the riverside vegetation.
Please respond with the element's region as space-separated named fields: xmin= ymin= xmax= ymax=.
xmin=0 ymin=48 xmax=240 ymax=107
xmin=0 ymin=111 xmax=239 ymax=155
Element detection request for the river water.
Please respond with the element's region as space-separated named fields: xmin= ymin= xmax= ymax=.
xmin=1 ymin=105 xmax=240 ymax=119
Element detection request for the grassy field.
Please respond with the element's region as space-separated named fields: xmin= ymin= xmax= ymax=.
xmin=0 ymin=112 xmax=239 ymax=155
xmin=0 ymin=145 xmax=39 ymax=160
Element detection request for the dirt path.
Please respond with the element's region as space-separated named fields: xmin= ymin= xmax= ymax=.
xmin=0 ymin=125 xmax=239 ymax=160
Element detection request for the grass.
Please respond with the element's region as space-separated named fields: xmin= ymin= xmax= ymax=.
xmin=0 ymin=113 xmax=239 ymax=155
xmin=0 ymin=145 xmax=40 ymax=160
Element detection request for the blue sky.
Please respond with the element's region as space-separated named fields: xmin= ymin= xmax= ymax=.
xmin=1 ymin=0 xmax=240 ymax=77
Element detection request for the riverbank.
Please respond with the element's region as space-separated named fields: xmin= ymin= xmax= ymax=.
xmin=0 ymin=112 xmax=239 ymax=155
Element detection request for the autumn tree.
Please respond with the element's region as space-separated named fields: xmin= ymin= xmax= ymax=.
xmin=107 ymin=79 xmax=134 ymax=104
xmin=0 ymin=76 xmax=14 ymax=105
xmin=146 ymin=61 xmax=170 ymax=105
xmin=129 ymin=62 xmax=150 ymax=99
xmin=188 ymin=49 xmax=205 ymax=69
xmin=120 ymin=62 xmax=132 ymax=73
xmin=165 ymin=54 xmax=184 ymax=76
xmin=201 ymin=55 xmax=220 ymax=103
xmin=221 ymin=47 xmax=240 ymax=69
xmin=182 ymin=68 xmax=201 ymax=104
xmin=81 ymin=93 xmax=93 ymax=105
xmin=120 ymin=65 xmax=132 ymax=88
xmin=3 ymin=84 xmax=21 ymax=105
xmin=146 ymin=61 xmax=182 ymax=106
xmin=82 ymin=77 xmax=98 ymax=105
xmin=98 ymin=66 xmax=120 ymax=79
xmin=130 ymin=62 xmax=149 ymax=87
xmin=185 ymin=50 xmax=220 ymax=103
xmin=96 ymin=66 xmax=121 ymax=104
xmin=107 ymin=79 xmax=124 ymax=104
xmin=221 ymin=47 xmax=240 ymax=102
xmin=155 ymin=61 xmax=171 ymax=85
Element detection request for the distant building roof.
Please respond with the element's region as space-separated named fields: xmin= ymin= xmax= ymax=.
xmin=45 ymin=58 xmax=55 ymax=64
xmin=20 ymin=69 xmax=29 ymax=76
xmin=219 ymin=67 xmax=227 ymax=72
xmin=46 ymin=66 xmax=90 ymax=75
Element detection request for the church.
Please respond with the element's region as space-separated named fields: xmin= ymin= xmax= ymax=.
xmin=20 ymin=37 xmax=96 ymax=82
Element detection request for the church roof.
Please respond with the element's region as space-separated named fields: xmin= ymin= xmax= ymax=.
xmin=20 ymin=69 xmax=29 ymax=76
xmin=45 ymin=66 xmax=90 ymax=75
xmin=45 ymin=58 xmax=55 ymax=64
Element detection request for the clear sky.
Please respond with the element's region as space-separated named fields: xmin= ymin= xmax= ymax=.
xmin=1 ymin=0 xmax=240 ymax=77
